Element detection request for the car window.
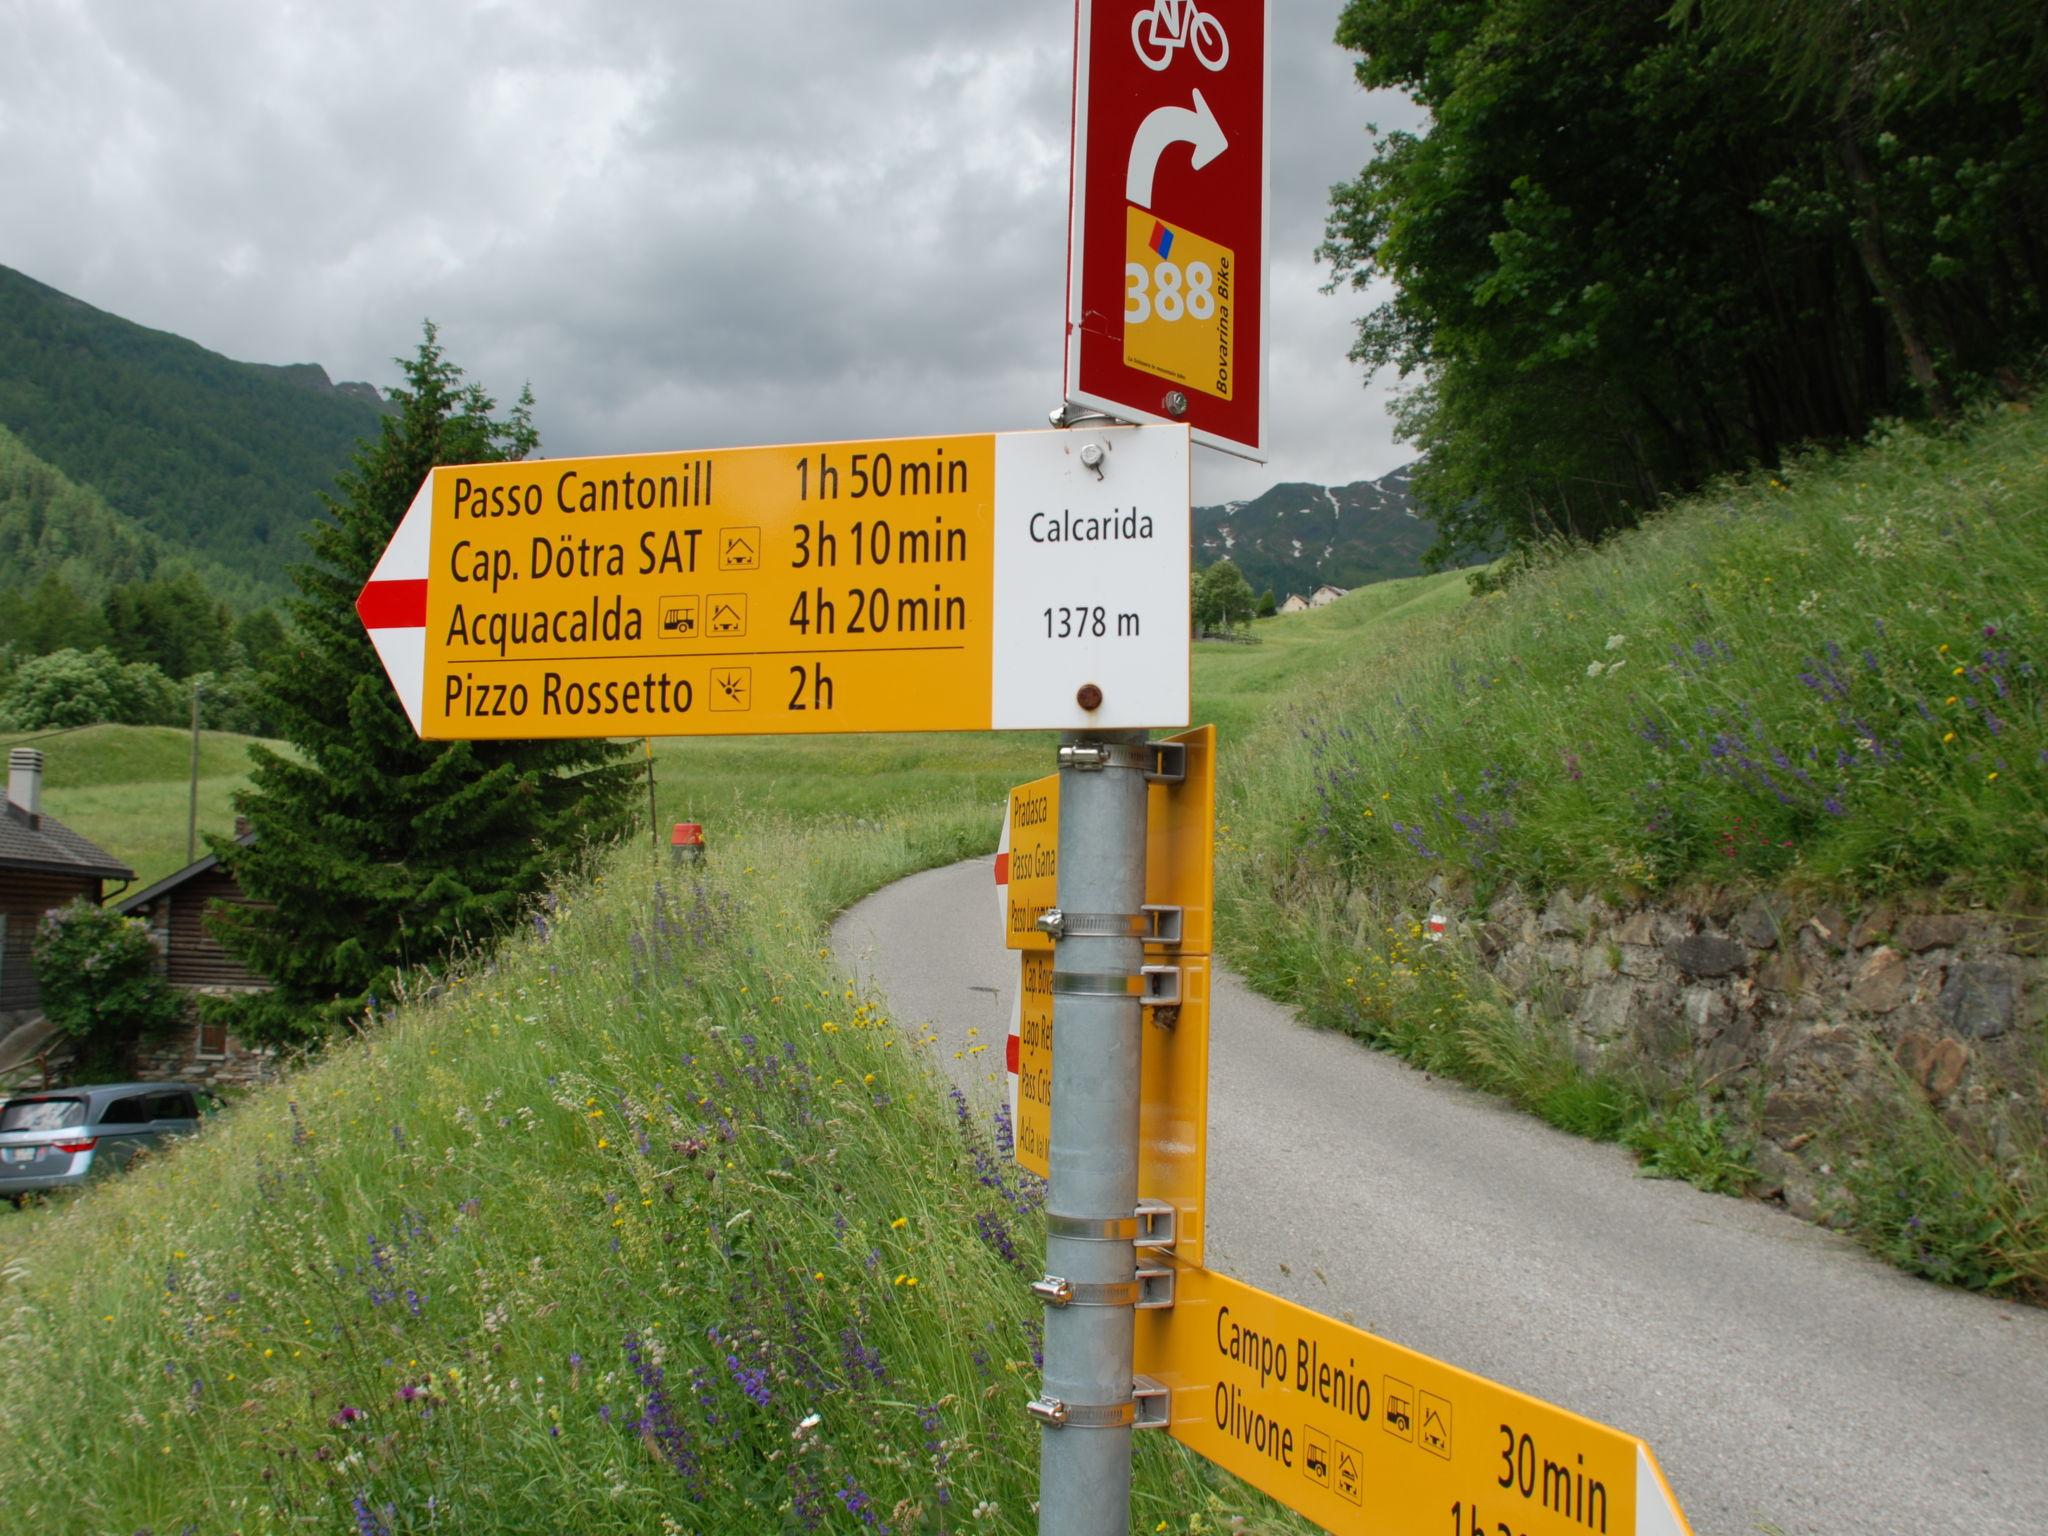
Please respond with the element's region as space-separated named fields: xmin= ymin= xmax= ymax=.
xmin=97 ymin=1095 xmax=152 ymax=1126
xmin=148 ymin=1092 xmax=199 ymax=1121
xmin=0 ymin=1097 xmax=84 ymax=1132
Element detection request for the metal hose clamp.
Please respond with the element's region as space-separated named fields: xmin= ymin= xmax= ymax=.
xmin=1045 ymin=1211 xmax=1139 ymax=1241
xmin=1030 ymin=1274 xmax=1142 ymax=1308
xmin=1026 ymin=1395 xmax=1137 ymax=1430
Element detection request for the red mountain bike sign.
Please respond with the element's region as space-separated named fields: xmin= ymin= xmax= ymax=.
xmin=1065 ymin=0 xmax=1268 ymax=460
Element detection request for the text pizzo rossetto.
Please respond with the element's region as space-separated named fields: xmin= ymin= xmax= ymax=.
xmin=442 ymin=668 xmax=693 ymax=722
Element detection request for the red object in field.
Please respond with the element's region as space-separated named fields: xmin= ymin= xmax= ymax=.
xmin=671 ymin=823 xmax=704 ymax=847
xmin=1427 ymin=912 xmax=1447 ymax=942
xmin=1064 ymin=0 xmax=1269 ymax=458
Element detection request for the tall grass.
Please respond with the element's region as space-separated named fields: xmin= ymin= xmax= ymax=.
xmin=1260 ymin=406 xmax=2048 ymax=906
xmin=0 ymin=813 xmax=1313 ymax=1531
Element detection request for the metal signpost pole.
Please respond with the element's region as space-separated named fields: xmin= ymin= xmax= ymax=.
xmin=1033 ymin=730 xmax=1151 ymax=1535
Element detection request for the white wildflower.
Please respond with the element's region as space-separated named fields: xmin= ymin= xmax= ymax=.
xmin=1605 ymin=633 xmax=1626 ymax=650
xmin=1585 ymin=660 xmax=1604 ymax=677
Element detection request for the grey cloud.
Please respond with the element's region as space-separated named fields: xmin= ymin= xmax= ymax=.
xmin=0 ymin=2 xmax=1420 ymax=496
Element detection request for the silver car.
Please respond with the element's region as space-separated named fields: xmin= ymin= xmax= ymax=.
xmin=0 ymin=1083 xmax=215 ymax=1200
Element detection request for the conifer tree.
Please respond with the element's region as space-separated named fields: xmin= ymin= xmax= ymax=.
xmin=212 ymin=326 xmax=636 ymax=1044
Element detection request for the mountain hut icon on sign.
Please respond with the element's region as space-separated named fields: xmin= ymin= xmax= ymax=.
xmin=707 ymin=595 xmax=747 ymax=638
xmin=1419 ymin=1393 xmax=1452 ymax=1459
xmin=718 ymin=527 xmax=760 ymax=571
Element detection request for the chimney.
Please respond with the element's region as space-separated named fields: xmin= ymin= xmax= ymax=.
xmin=8 ymin=748 xmax=43 ymax=826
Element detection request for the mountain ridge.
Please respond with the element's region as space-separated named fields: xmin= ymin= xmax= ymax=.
xmin=1195 ymin=463 xmax=1454 ymax=599
xmin=0 ymin=264 xmax=391 ymax=601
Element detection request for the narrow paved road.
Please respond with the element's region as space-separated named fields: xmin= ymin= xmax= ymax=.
xmin=833 ymin=856 xmax=2048 ymax=1536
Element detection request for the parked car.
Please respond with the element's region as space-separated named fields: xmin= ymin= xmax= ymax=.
xmin=0 ymin=1083 xmax=217 ymax=1201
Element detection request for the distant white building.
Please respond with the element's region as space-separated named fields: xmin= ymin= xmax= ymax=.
xmin=1278 ymin=593 xmax=1310 ymax=615
xmin=1307 ymin=584 xmax=1348 ymax=608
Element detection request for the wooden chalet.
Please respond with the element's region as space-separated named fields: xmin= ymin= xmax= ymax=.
xmin=115 ymin=825 xmax=274 ymax=1085
xmin=1 ymin=748 xmax=137 ymax=1080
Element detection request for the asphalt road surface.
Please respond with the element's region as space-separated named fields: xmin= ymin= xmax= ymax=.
xmin=833 ymin=856 xmax=2048 ymax=1536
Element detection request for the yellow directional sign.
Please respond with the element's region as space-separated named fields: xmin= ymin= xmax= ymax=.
xmin=356 ymin=426 xmax=1193 ymax=739
xmin=1000 ymin=773 xmax=1061 ymax=948
xmin=1135 ymin=1261 xmax=1694 ymax=1536
xmin=1003 ymin=726 xmax=1215 ymax=1261
xmin=1009 ymin=951 xmax=1211 ymax=1268
xmin=998 ymin=724 xmax=1215 ymax=953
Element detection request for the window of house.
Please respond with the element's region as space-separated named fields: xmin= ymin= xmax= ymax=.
xmin=196 ymin=1015 xmax=230 ymax=1058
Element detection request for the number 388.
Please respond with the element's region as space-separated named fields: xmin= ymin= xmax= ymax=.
xmin=1125 ymin=260 xmax=1216 ymax=323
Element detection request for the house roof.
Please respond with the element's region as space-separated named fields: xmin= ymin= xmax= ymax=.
xmin=0 ymin=801 xmax=133 ymax=882
xmin=114 ymin=830 xmax=254 ymax=915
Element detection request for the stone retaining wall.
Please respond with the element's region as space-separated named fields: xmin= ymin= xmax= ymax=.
xmin=1470 ymin=887 xmax=2045 ymax=1215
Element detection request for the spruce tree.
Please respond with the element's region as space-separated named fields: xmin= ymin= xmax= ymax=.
xmin=212 ymin=325 xmax=636 ymax=1044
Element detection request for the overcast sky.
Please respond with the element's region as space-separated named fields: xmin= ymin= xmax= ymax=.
xmin=0 ymin=2 xmax=1423 ymax=503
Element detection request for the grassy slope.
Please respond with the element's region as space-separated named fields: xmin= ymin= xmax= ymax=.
xmin=0 ymin=596 xmax=1452 ymax=1533
xmin=1246 ymin=405 xmax=2048 ymax=905
xmin=0 ymin=724 xmax=278 ymax=889
xmin=1216 ymin=405 xmax=2047 ymax=1296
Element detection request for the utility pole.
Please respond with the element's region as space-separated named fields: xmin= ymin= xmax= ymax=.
xmin=1032 ymin=730 xmax=1151 ymax=1535
xmin=186 ymin=680 xmax=203 ymax=864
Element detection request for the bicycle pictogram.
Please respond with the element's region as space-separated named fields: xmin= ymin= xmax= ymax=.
xmin=1132 ymin=0 xmax=1228 ymax=72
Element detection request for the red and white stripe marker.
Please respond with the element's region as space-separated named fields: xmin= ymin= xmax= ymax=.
xmin=353 ymin=477 xmax=434 ymax=733
xmin=995 ymin=796 xmax=1021 ymax=1115
xmin=994 ymin=796 xmax=1013 ymax=930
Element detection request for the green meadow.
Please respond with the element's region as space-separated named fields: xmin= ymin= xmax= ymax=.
xmin=0 ymin=724 xmax=283 ymax=890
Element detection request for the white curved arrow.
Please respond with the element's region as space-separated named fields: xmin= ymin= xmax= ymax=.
xmin=1125 ymin=88 xmax=1228 ymax=210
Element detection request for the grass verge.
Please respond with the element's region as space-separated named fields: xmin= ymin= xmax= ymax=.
xmin=0 ymin=808 xmax=1315 ymax=1531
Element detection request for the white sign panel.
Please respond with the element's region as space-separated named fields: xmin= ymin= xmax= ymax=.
xmin=991 ymin=426 xmax=1190 ymax=730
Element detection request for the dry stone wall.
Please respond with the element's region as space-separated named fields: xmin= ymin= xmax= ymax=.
xmin=1468 ymin=886 xmax=2045 ymax=1217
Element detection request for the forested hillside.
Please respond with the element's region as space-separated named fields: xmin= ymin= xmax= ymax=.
xmin=0 ymin=424 xmax=261 ymax=606
xmin=0 ymin=264 xmax=389 ymax=593
xmin=1322 ymin=0 xmax=2048 ymax=565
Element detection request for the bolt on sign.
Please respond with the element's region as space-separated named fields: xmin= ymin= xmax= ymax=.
xmin=1135 ymin=1260 xmax=1695 ymax=1536
xmin=1000 ymin=725 xmax=1215 ymax=1263
xmin=356 ymin=426 xmax=1191 ymax=739
xmin=1065 ymin=0 xmax=1269 ymax=459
